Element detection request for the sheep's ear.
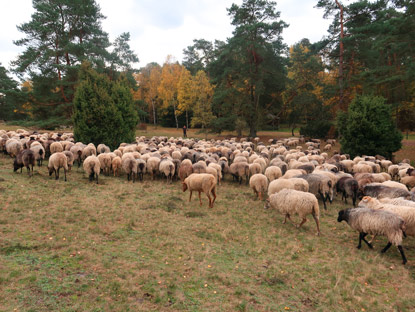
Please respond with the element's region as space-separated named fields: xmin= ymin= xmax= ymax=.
xmin=362 ymin=196 xmax=369 ymax=202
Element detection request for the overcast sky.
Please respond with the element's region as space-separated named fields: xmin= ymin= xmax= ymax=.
xmin=0 ymin=0 xmax=331 ymax=73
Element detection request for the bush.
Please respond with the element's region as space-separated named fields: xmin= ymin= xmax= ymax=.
xmin=300 ymin=120 xmax=332 ymax=139
xmin=73 ymin=62 xmax=138 ymax=149
xmin=337 ymin=95 xmax=403 ymax=159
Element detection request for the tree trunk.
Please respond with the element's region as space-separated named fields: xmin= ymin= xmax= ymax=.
xmin=152 ymin=99 xmax=156 ymax=126
xmin=335 ymin=0 xmax=345 ymax=111
xmin=173 ymin=103 xmax=178 ymax=129
xmin=249 ymin=125 xmax=257 ymax=138
xmin=291 ymin=125 xmax=296 ymax=137
xmin=186 ymin=110 xmax=189 ymax=128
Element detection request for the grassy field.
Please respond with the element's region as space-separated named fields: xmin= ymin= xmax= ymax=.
xmin=1 ymin=151 xmax=415 ymax=311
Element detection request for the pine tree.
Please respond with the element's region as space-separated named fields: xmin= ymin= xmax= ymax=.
xmin=73 ymin=62 xmax=138 ymax=149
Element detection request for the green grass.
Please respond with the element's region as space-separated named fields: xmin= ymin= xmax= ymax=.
xmin=1 ymin=153 xmax=415 ymax=311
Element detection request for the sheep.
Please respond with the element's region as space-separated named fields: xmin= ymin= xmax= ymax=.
xmin=337 ymin=208 xmax=407 ymax=264
xmin=48 ymin=152 xmax=68 ymax=181
xmin=83 ymin=155 xmax=100 ymax=183
xmin=179 ymin=159 xmax=194 ymax=181
xmin=229 ymin=162 xmax=249 ymax=184
xmin=192 ymin=160 xmax=207 ymax=173
xmin=249 ymin=163 xmax=262 ymax=177
xmin=70 ymin=145 xmax=84 ymax=168
xmin=146 ymin=156 xmax=161 ymax=180
xmin=336 ymin=177 xmax=359 ymax=207
xmin=13 ymin=149 xmax=35 ymax=176
xmin=264 ymin=166 xmax=282 ymax=182
xmin=249 ymin=174 xmax=268 ymax=200
xmin=363 ymin=184 xmax=412 ymax=200
xmin=136 ymin=159 xmax=146 ymax=181
xmin=268 ymin=179 xmax=295 ymax=196
xmin=359 ymin=196 xmax=415 ymax=237
xmin=30 ymin=143 xmax=45 ymax=167
xmin=112 ymin=156 xmax=122 ymax=177
xmin=401 ymin=176 xmax=415 ymax=190
xmin=63 ymin=151 xmax=74 ymax=171
xmin=50 ymin=142 xmax=63 ymax=154
xmin=264 ymin=189 xmax=320 ymax=235
xmin=208 ymin=163 xmax=222 ymax=185
xmin=382 ymin=181 xmax=409 ymax=191
xmin=122 ymin=156 xmax=138 ymax=182
xmin=324 ymin=144 xmax=332 ymax=151
xmin=182 ymin=173 xmax=217 ymax=208
xmin=97 ymin=144 xmax=111 ymax=154
xmin=159 ymin=158 xmax=175 ymax=183
xmin=289 ymin=178 xmax=309 ymax=193
xmin=388 ymin=165 xmax=400 ymax=180
xmin=82 ymin=144 xmax=97 ymax=160
xmin=97 ymin=153 xmax=112 ymax=176
xmin=353 ymin=163 xmax=373 ymax=174
xmin=281 ymin=169 xmax=306 ymax=179
xmin=295 ymin=174 xmax=333 ymax=210
xmin=379 ymin=197 xmax=415 ymax=208
xmin=5 ymin=139 xmax=22 ymax=158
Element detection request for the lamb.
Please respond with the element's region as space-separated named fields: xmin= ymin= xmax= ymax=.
xmin=122 ymin=156 xmax=138 ymax=182
xmin=264 ymin=189 xmax=320 ymax=235
xmin=337 ymin=208 xmax=407 ymax=264
xmin=336 ymin=177 xmax=359 ymax=207
xmin=179 ymin=159 xmax=194 ymax=181
xmin=5 ymin=139 xmax=22 ymax=158
xmin=50 ymin=142 xmax=63 ymax=154
xmin=159 ymin=158 xmax=175 ymax=183
xmin=264 ymin=166 xmax=282 ymax=182
xmin=249 ymin=174 xmax=268 ymax=200
xmin=30 ymin=142 xmax=45 ymax=166
xmin=83 ymin=155 xmax=100 ymax=183
xmin=229 ymin=162 xmax=249 ymax=184
xmin=295 ymin=174 xmax=333 ymax=210
xmin=13 ymin=149 xmax=35 ymax=176
xmin=182 ymin=173 xmax=217 ymax=208
xmin=48 ymin=152 xmax=68 ymax=181
xmin=363 ymin=184 xmax=412 ymax=200
xmin=112 ymin=156 xmax=122 ymax=177
xmin=97 ymin=153 xmax=112 ymax=176
xmin=401 ymin=176 xmax=415 ymax=190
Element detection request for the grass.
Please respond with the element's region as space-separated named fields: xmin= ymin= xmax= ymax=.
xmin=1 ymin=151 xmax=415 ymax=311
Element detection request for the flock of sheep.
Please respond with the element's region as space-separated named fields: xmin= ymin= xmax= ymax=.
xmin=1 ymin=128 xmax=415 ymax=264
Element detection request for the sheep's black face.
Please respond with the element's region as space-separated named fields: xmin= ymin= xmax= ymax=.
xmin=13 ymin=160 xmax=19 ymax=172
xmin=337 ymin=210 xmax=345 ymax=222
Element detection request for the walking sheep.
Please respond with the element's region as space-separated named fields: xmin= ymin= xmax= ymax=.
xmin=182 ymin=173 xmax=217 ymax=208
xmin=337 ymin=208 xmax=407 ymax=264
xmin=264 ymin=189 xmax=320 ymax=235
xmin=13 ymin=149 xmax=35 ymax=176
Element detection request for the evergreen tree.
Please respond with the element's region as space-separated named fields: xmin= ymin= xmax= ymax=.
xmin=0 ymin=64 xmax=27 ymax=121
xmin=73 ymin=62 xmax=138 ymax=149
xmin=338 ymin=95 xmax=402 ymax=159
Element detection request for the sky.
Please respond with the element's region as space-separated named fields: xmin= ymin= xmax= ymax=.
xmin=0 ymin=0 xmax=331 ymax=73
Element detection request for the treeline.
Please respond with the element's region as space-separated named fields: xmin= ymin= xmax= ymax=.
xmin=0 ymin=0 xmax=414 ymax=139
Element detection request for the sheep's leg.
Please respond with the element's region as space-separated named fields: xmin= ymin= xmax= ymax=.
xmin=381 ymin=242 xmax=392 ymax=253
xmin=319 ymin=191 xmax=327 ymax=210
xmin=210 ymin=187 xmax=216 ymax=207
xmin=206 ymin=193 xmax=212 ymax=208
xmin=198 ymin=192 xmax=202 ymax=206
xmin=64 ymin=168 xmax=67 ymax=182
xmin=297 ymin=217 xmax=307 ymax=229
xmin=358 ymin=232 xmax=373 ymax=249
xmin=368 ymin=235 xmax=377 ymax=244
xmin=96 ymin=173 xmax=99 ymax=184
xmin=398 ymin=246 xmax=407 ymax=264
xmin=283 ymin=214 xmax=294 ymax=225
xmin=189 ymin=191 xmax=192 ymax=202
xmin=312 ymin=213 xmax=321 ymax=236
xmin=56 ymin=167 xmax=60 ymax=180
xmin=258 ymin=192 xmax=262 ymax=201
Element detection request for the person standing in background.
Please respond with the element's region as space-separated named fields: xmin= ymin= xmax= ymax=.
xmin=183 ymin=125 xmax=187 ymax=138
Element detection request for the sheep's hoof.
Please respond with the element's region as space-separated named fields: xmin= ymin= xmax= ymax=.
xmin=316 ymin=232 xmax=321 ymax=236
xmin=357 ymin=245 xmax=362 ymax=249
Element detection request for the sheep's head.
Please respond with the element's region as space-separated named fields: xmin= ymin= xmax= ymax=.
xmin=337 ymin=209 xmax=347 ymax=222
xmin=13 ymin=159 xmax=19 ymax=172
xmin=182 ymin=182 xmax=188 ymax=192
xmin=264 ymin=199 xmax=271 ymax=210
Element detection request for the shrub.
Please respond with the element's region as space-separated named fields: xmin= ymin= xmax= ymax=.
xmin=300 ymin=120 xmax=332 ymax=139
xmin=73 ymin=62 xmax=138 ymax=149
xmin=337 ymin=95 xmax=403 ymax=159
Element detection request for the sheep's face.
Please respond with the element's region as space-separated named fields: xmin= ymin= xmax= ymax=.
xmin=337 ymin=210 xmax=346 ymax=222
xmin=13 ymin=159 xmax=19 ymax=172
xmin=264 ymin=199 xmax=271 ymax=210
xmin=182 ymin=182 xmax=188 ymax=192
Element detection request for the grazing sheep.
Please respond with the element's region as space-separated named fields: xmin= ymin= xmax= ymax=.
xmin=249 ymin=174 xmax=268 ymax=200
xmin=264 ymin=166 xmax=282 ymax=182
xmin=401 ymin=176 xmax=415 ymax=190
xmin=337 ymin=208 xmax=407 ymax=264
xmin=50 ymin=142 xmax=63 ymax=154
xmin=337 ymin=177 xmax=359 ymax=207
xmin=179 ymin=159 xmax=193 ymax=181
xmin=122 ymin=156 xmax=138 ymax=182
xmin=112 ymin=156 xmax=122 ymax=177
xmin=83 ymin=155 xmax=100 ymax=183
xmin=159 ymin=158 xmax=175 ymax=183
xmin=48 ymin=152 xmax=68 ymax=181
xmin=182 ymin=173 xmax=217 ymax=208
xmin=5 ymin=139 xmax=22 ymax=158
xmin=70 ymin=145 xmax=84 ymax=168
xmin=30 ymin=143 xmax=45 ymax=166
xmin=63 ymin=151 xmax=74 ymax=171
xmin=13 ymin=149 xmax=35 ymax=176
xmin=229 ymin=162 xmax=249 ymax=184
xmin=268 ymin=179 xmax=295 ymax=196
xmin=97 ymin=153 xmax=112 ymax=176
xmin=295 ymin=174 xmax=333 ymax=210
xmin=146 ymin=156 xmax=161 ymax=180
xmin=265 ymin=189 xmax=320 ymax=235
xmin=363 ymin=184 xmax=412 ymax=200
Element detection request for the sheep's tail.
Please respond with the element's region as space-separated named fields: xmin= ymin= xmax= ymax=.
xmin=39 ymin=149 xmax=43 ymax=156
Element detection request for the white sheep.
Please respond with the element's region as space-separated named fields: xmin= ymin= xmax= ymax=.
xmin=249 ymin=174 xmax=268 ymax=200
xmin=265 ymin=189 xmax=320 ymax=235
xmin=97 ymin=153 xmax=112 ymax=176
xmin=337 ymin=207 xmax=407 ymax=264
xmin=159 ymin=158 xmax=175 ymax=183
xmin=50 ymin=142 xmax=63 ymax=154
xmin=48 ymin=152 xmax=68 ymax=181
xmin=182 ymin=173 xmax=217 ymax=208
xmin=264 ymin=166 xmax=282 ymax=182
xmin=112 ymin=156 xmax=122 ymax=177
xmin=83 ymin=155 xmax=100 ymax=184
xmin=379 ymin=197 xmax=415 ymax=208
xmin=122 ymin=156 xmax=138 ymax=182
xmin=268 ymin=179 xmax=296 ymax=196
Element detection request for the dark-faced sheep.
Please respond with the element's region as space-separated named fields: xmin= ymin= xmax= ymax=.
xmin=13 ymin=149 xmax=35 ymax=176
xmin=337 ymin=177 xmax=359 ymax=207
